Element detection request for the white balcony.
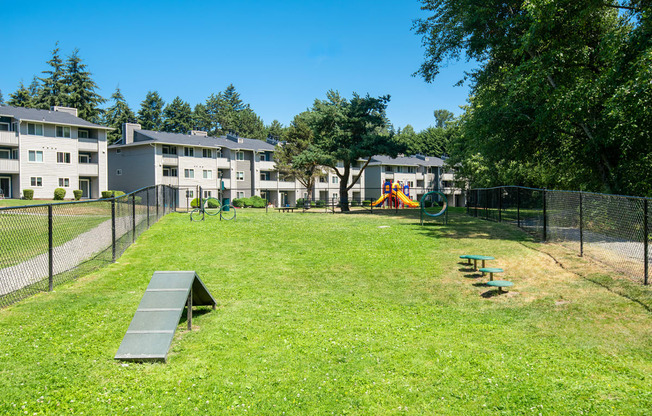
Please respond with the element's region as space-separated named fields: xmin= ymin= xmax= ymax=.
xmin=216 ymin=157 xmax=230 ymax=168
xmin=161 ymin=177 xmax=179 ymax=187
xmin=258 ymin=160 xmax=276 ymax=170
xmin=162 ymin=155 xmax=179 ymax=166
xmin=0 ymin=131 xmax=18 ymax=146
xmin=77 ymin=138 xmax=98 ymax=151
xmin=260 ymin=180 xmax=296 ymax=190
xmin=441 ymin=173 xmax=455 ymax=181
xmin=0 ymin=159 xmax=19 ymax=173
xmin=78 ymin=163 xmax=99 ymax=176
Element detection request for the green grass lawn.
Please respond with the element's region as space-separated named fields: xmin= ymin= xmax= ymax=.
xmin=0 ymin=209 xmax=650 ymax=414
xmin=0 ymin=199 xmax=63 ymax=207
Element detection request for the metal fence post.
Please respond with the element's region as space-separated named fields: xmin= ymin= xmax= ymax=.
xmin=542 ymin=189 xmax=547 ymax=242
xmin=644 ymin=199 xmax=649 ymax=285
xmin=498 ymin=187 xmax=502 ymax=223
xmin=111 ymin=197 xmax=116 ymax=262
xmin=579 ymin=192 xmax=584 ymax=257
xmin=475 ymin=189 xmax=479 ymax=217
xmin=156 ymin=185 xmax=159 ymax=219
xmin=131 ymin=193 xmax=136 ymax=243
xmin=48 ymin=204 xmax=53 ymax=291
xmin=163 ymin=186 xmax=167 ymax=215
xmin=485 ymin=189 xmax=488 ymax=220
xmin=146 ymin=188 xmax=150 ymax=228
xmin=517 ymin=187 xmax=521 ymax=228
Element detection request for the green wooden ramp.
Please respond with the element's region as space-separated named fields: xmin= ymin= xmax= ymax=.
xmin=115 ymin=271 xmax=216 ymax=362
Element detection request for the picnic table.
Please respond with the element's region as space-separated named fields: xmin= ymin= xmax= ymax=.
xmin=275 ymin=207 xmax=295 ymax=213
xmin=465 ymin=255 xmax=495 ymax=271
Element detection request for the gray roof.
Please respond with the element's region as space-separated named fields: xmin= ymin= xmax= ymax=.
xmin=111 ymin=129 xmax=276 ymax=152
xmin=370 ymin=154 xmax=444 ymax=167
xmin=0 ymin=105 xmax=111 ymax=129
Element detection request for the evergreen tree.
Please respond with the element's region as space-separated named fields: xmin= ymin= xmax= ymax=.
xmin=62 ymin=49 xmax=105 ymax=121
xmin=266 ymin=120 xmax=285 ymax=140
xmin=0 ymin=90 xmax=4 ymax=105
xmin=104 ymin=87 xmax=136 ymax=144
xmin=236 ymin=108 xmax=266 ymax=139
xmin=7 ymin=82 xmax=33 ymax=107
xmin=204 ymin=84 xmax=265 ymax=137
xmin=162 ymin=96 xmax=192 ymax=134
xmin=137 ymin=91 xmax=165 ymax=131
xmin=28 ymin=76 xmax=41 ymax=100
xmin=192 ymin=103 xmax=211 ymax=132
xmin=35 ymin=43 xmax=67 ymax=109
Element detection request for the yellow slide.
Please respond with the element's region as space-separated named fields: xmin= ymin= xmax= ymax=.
xmin=372 ymin=193 xmax=390 ymax=207
xmin=372 ymin=190 xmax=419 ymax=207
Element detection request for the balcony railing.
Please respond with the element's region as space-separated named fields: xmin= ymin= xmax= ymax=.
xmin=77 ymin=138 xmax=98 ymax=151
xmin=0 ymin=159 xmax=19 ymax=173
xmin=78 ymin=163 xmax=99 ymax=176
xmin=162 ymin=155 xmax=179 ymax=166
xmin=162 ymin=177 xmax=179 ymax=187
xmin=0 ymin=130 xmax=18 ymax=146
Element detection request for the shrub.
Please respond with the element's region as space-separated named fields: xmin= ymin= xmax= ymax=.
xmin=351 ymin=200 xmax=360 ymax=207
xmin=101 ymin=190 xmax=125 ymax=199
xmin=23 ymin=189 xmax=34 ymax=200
xmin=250 ymin=195 xmax=266 ymax=208
xmin=73 ymin=190 xmax=83 ymax=200
xmin=363 ymin=200 xmax=372 ymax=207
xmin=191 ymin=198 xmax=219 ymax=208
xmin=315 ymin=200 xmax=326 ymax=207
xmin=54 ymin=188 xmax=66 ymax=200
xmin=232 ymin=198 xmax=245 ymax=207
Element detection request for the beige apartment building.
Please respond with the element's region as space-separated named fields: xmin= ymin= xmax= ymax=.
xmin=0 ymin=105 xmax=110 ymax=199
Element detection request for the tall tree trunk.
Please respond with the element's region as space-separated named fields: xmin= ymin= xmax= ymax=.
xmin=339 ymin=164 xmax=351 ymax=212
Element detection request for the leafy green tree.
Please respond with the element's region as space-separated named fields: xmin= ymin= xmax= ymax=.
xmin=415 ymin=0 xmax=652 ymax=194
xmin=266 ymin=120 xmax=285 ymax=140
xmin=28 ymin=77 xmax=40 ymax=100
xmin=35 ymin=43 xmax=67 ymax=109
xmin=204 ymin=84 xmax=266 ymax=138
xmin=192 ymin=103 xmax=211 ymax=132
xmin=0 ymin=90 xmax=4 ymax=105
xmin=309 ymin=90 xmax=402 ymax=212
xmin=137 ymin=91 xmax=165 ymax=131
xmin=236 ymin=108 xmax=266 ymax=139
xmin=162 ymin=96 xmax=192 ymax=134
xmin=433 ymin=109 xmax=454 ymax=128
xmin=7 ymin=82 xmax=33 ymax=107
xmin=274 ymin=112 xmax=322 ymax=198
xmin=104 ymin=87 xmax=136 ymax=144
xmin=394 ymin=125 xmax=419 ymax=154
xmin=62 ymin=49 xmax=105 ymax=121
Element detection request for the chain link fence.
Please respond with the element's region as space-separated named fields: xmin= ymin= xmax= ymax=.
xmin=0 ymin=185 xmax=177 ymax=308
xmin=468 ymin=186 xmax=651 ymax=285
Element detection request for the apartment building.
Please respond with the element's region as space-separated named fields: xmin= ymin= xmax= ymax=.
xmin=365 ymin=154 xmax=465 ymax=207
xmin=0 ymin=105 xmax=110 ymax=199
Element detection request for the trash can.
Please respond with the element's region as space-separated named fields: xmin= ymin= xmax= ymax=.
xmin=223 ymin=198 xmax=230 ymax=211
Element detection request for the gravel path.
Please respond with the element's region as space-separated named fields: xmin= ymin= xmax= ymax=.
xmin=0 ymin=214 xmax=148 ymax=296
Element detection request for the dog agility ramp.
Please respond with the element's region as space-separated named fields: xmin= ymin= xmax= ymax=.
xmin=115 ymin=271 xmax=216 ymax=362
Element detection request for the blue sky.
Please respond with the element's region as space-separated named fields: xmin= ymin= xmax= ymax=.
xmin=1 ymin=0 xmax=474 ymax=132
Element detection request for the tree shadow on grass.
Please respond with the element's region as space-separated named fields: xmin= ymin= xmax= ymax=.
xmin=480 ymin=289 xmax=505 ymax=298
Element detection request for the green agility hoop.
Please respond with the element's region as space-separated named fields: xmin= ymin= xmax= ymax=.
xmin=420 ymin=191 xmax=448 ymax=218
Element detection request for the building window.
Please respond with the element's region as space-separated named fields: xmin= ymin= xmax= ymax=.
xmin=31 ymin=177 xmax=42 ymax=187
xmin=56 ymin=126 xmax=71 ymax=138
xmin=260 ymin=153 xmax=267 ymax=161
xmin=203 ymin=170 xmax=213 ymax=179
xmin=216 ymin=149 xmax=222 ymax=158
xmin=396 ymin=166 xmax=404 ymax=173
xmin=331 ymin=176 xmax=338 ymax=184
xmin=78 ymin=129 xmax=89 ymax=139
xmin=260 ymin=191 xmax=267 ymax=200
xmin=116 ymin=149 xmax=122 ymax=154
xmin=58 ymin=178 xmax=70 ymax=187
xmin=407 ymin=166 xmax=415 ymax=173
xmin=260 ymin=171 xmax=270 ymax=181
xmin=236 ymin=151 xmax=245 ymax=161
xmin=28 ymin=150 xmax=43 ymax=162
xmin=57 ymin=152 xmax=71 ymax=163
xmin=184 ymin=147 xmax=194 ymax=157
xmin=385 ymin=166 xmax=393 ymax=173
xmin=202 ymin=149 xmax=212 ymax=158
xmin=79 ymin=153 xmax=91 ymax=164
xmin=27 ymin=123 xmax=43 ymax=136
xmin=184 ymin=169 xmax=194 ymax=178
xmin=116 ymin=169 xmax=122 ymax=175
xmin=0 ymin=122 xmax=9 ymax=131
xmin=319 ymin=176 xmax=326 ymax=183
xmin=236 ymin=171 xmax=244 ymax=181
xmin=237 ymin=191 xmax=245 ymax=199
xmin=186 ymin=190 xmax=194 ymax=198
xmin=203 ymin=190 xmax=212 ymax=198
xmin=163 ymin=167 xmax=178 ymax=177
xmin=162 ymin=145 xmax=177 ymax=155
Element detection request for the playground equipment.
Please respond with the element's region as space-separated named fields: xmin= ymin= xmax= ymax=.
xmin=420 ymin=191 xmax=449 ymax=225
xmin=190 ymin=197 xmax=236 ymax=222
xmin=372 ymin=181 xmax=420 ymax=208
xmin=115 ymin=271 xmax=216 ymax=362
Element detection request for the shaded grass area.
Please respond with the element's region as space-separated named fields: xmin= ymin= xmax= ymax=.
xmin=0 ymin=210 xmax=650 ymax=414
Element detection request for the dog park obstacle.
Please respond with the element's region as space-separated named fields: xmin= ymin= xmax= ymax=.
xmin=115 ymin=271 xmax=216 ymax=362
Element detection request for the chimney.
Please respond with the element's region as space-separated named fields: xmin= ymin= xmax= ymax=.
xmin=52 ymin=106 xmax=78 ymax=117
xmin=226 ymin=132 xmax=244 ymax=144
xmin=191 ymin=130 xmax=208 ymax=137
xmin=123 ymin=123 xmax=141 ymax=145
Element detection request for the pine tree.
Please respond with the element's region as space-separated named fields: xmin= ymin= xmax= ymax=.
xmin=0 ymin=90 xmax=4 ymax=105
xmin=7 ymin=82 xmax=33 ymax=107
xmin=104 ymin=87 xmax=136 ymax=144
xmin=137 ymin=91 xmax=165 ymax=131
xmin=162 ymin=96 xmax=192 ymax=134
xmin=266 ymin=120 xmax=285 ymax=140
xmin=28 ymin=76 xmax=41 ymax=100
xmin=62 ymin=49 xmax=105 ymax=121
xmin=35 ymin=43 xmax=67 ymax=109
xmin=236 ymin=108 xmax=266 ymax=139
xmin=192 ymin=103 xmax=211 ymax=132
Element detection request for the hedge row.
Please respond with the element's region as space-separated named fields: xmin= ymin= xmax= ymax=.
xmin=232 ymin=195 xmax=266 ymax=208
